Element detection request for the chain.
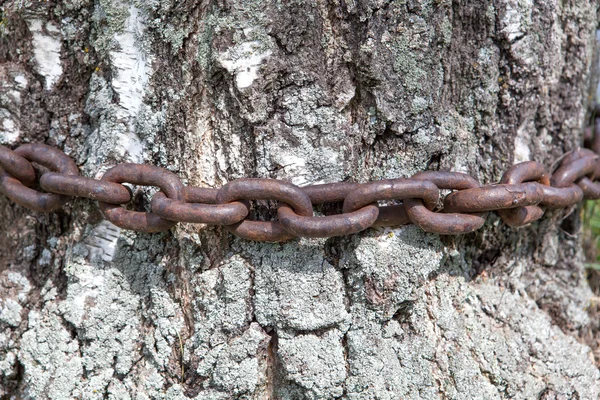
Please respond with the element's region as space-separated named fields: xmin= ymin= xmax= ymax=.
xmin=1 ymin=113 xmax=600 ymax=242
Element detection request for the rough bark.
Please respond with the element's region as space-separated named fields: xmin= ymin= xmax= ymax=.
xmin=1 ymin=0 xmax=599 ymax=399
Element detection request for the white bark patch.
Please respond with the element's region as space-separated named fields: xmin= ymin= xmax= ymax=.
xmin=500 ymin=0 xmax=533 ymax=43
xmin=108 ymin=6 xmax=150 ymax=162
xmin=70 ymin=275 xmax=104 ymax=325
xmin=14 ymin=75 xmax=28 ymax=88
xmin=278 ymin=329 xmax=347 ymax=398
xmin=279 ymin=154 xmax=308 ymax=185
xmin=217 ymin=128 xmax=243 ymax=177
xmin=7 ymin=90 xmax=20 ymax=103
xmin=0 ymin=118 xmax=19 ymax=143
xmin=118 ymin=131 xmax=144 ymax=162
xmin=514 ymin=122 xmax=531 ymax=163
xmin=0 ymin=298 xmax=23 ymax=327
xmin=191 ymin=115 xmax=219 ymax=186
xmin=110 ymin=6 xmax=150 ymax=118
xmin=218 ymin=41 xmax=272 ymax=89
xmin=84 ymin=220 xmax=122 ymax=263
xmin=28 ymin=20 xmax=63 ymax=90
xmin=8 ymin=272 xmax=32 ymax=302
xmin=0 ymin=272 xmax=31 ymax=327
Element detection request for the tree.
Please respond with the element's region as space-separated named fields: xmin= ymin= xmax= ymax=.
xmin=1 ymin=0 xmax=599 ymax=398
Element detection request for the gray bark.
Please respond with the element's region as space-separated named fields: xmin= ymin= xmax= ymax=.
xmin=0 ymin=0 xmax=599 ymax=398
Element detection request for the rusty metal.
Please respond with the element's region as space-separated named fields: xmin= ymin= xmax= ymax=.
xmin=278 ymin=203 xmax=379 ymax=238
xmin=551 ymin=155 xmax=597 ymax=187
xmin=277 ymin=181 xmax=384 ymax=238
xmin=338 ymin=178 xmax=442 ymax=235
xmin=3 ymin=109 xmax=600 ymax=242
xmin=14 ymin=144 xmax=79 ymax=175
xmin=405 ymin=171 xmax=487 ymax=234
xmin=577 ymin=178 xmax=600 ymax=200
xmin=560 ymin=148 xmax=598 ymax=173
xmin=222 ymin=219 xmax=297 ymax=242
xmin=265 ymin=182 xmax=379 ymax=238
xmin=590 ymin=118 xmax=600 ymax=155
xmin=552 ymin=149 xmax=600 ymax=200
xmin=0 ymin=144 xmax=78 ymax=212
xmin=40 ymin=173 xmax=132 ymax=204
xmin=151 ymin=187 xmax=249 ymax=225
xmin=343 ymin=178 xmax=439 ymax=212
xmin=0 ymin=169 xmax=71 ymax=212
xmin=444 ymin=182 xmax=546 ymax=213
xmin=539 ymin=185 xmax=584 ymax=208
xmin=496 ymin=161 xmax=550 ymax=227
xmin=301 ymin=182 xmax=359 ymax=204
xmin=97 ymin=164 xmax=185 ymax=233
xmin=216 ymin=179 xmax=313 ymax=242
xmin=0 ymin=145 xmax=36 ymax=186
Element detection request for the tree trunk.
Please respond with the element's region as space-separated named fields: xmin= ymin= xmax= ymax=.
xmin=1 ymin=0 xmax=599 ymax=398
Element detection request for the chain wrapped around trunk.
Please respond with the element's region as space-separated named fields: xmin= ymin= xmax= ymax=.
xmin=1 ymin=113 xmax=600 ymax=242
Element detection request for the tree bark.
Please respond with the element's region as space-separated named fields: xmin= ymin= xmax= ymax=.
xmin=1 ymin=0 xmax=599 ymax=398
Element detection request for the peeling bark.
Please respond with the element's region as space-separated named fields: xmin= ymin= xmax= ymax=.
xmin=1 ymin=0 xmax=599 ymax=399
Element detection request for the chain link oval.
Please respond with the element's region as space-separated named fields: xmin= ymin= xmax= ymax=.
xmin=444 ymin=182 xmax=546 ymax=213
xmin=577 ymin=178 xmax=600 ymax=199
xmin=278 ymin=203 xmax=379 ymax=238
xmin=342 ymin=178 xmax=441 ymax=232
xmin=216 ymin=178 xmax=313 ymax=242
xmin=343 ymin=178 xmax=439 ymax=213
xmin=569 ymin=148 xmax=600 ymax=199
xmin=276 ymin=182 xmax=378 ymax=238
xmin=152 ymin=186 xmax=249 ymax=225
xmin=301 ymin=182 xmax=413 ymax=229
xmin=496 ymin=161 xmax=549 ymax=227
xmin=98 ymin=164 xmax=185 ymax=233
xmin=405 ymin=171 xmax=487 ymax=234
xmin=40 ymin=173 xmax=132 ymax=204
xmin=301 ymin=182 xmax=359 ymax=204
xmin=552 ymin=152 xmax=600 ymax=200
xmin=558 ymin=148 xmax=600 ymax=179
xmin=0 ymin=145 xmax=36 ymax=186
xmin=0 ymin=144 xmax=78 ymax=212
xmin=551 ymin=155 xmax=597 ymax=187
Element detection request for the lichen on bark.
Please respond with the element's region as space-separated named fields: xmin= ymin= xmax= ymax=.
xmin=1 ymin=0 xmax=600 ymax=398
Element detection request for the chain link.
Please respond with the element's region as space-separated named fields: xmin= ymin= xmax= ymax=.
xmin=98 ymin=164 xmax=185 ymax=233
xmin=2 ymin=113 xmax=600 ymax=241
xmin=405 ymin=171 xmax=486 ymax=234
xmin=0 ymin=144 xmax=79 ymax=212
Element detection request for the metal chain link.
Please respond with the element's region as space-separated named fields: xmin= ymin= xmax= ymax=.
xmin=2 ymin=113 xmax=600 ymax=242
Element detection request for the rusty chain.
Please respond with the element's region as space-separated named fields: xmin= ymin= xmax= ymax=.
xmin=1 ymin=113 xmax=600 ymax=242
